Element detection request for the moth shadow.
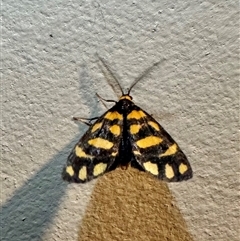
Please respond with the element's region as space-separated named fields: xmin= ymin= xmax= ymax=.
xmin=1 ymin=63 xmax=103 ymax=241
xmin=1 ymin=146 xmax=69 ymax=241
xmin=75 ymin=62 xmax=114 ymax=126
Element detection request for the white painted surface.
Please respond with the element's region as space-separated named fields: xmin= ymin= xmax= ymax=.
xmin=1 ymin=1 xmax=239 ymax=240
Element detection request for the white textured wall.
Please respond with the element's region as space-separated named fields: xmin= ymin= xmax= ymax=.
xmin=1 ymin=1 xmax=239 ymax=241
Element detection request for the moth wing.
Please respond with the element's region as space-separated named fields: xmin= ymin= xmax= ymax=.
xmin=127 ymin=106 xmax=193 ymax=182
xmin=62 ymin=107 xmax=123 ymax=183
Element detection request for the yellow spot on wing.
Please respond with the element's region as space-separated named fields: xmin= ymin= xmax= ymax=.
xmin=133 ymin=150 xmax=141 ymax=155
xmin=91 ymin=122 xmax=103 ymax=133
xmin=143 ymin=161 xmax=158 ymax=175
xmin=104 ymin=111 xmax=123 ymax=120
xmin=88 ymin=138 xmax=113 ymax=149
xmin=66 ymin=166 xmax=74 ymax=176
xmin=130 ymin=124 xmax=141 ymax=134
xmin=148 ymin=121 xmax=160 ymax=131
xmin=136 ymin=136 xmax=163 ymax=148
xmin=111 ymin=151 xmax=118 ymax=157
xmin=79 ymin=166 xmax=87 ymax=180
xmin=160 ymin=143 xmax=178 ymax=157
xmin=109 ymin=125 xmax=121 ymax=136
xmin=179 ymin=163 xmax=188 ymax=174
xmin=165 ymin=164 xmax=174 ymax=179
xmin=75 ymin=146 xmax=93 ymax=158
xmin=127 ymin=110 xmax=146 ymax=120
xmin=93 ymin=163 xmax=107 ymax=176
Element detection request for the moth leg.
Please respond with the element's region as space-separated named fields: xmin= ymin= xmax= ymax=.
xmin=96 ymin=93 xmax=117 ymax=103
xmin=95 ymin=93 xmax=117 ymax=109
xmin=72 ymin=116 xmax=100 ymax=126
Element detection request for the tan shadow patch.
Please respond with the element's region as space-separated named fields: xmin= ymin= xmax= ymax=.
xmin=78 ymin=168 xmax=193 ymax=241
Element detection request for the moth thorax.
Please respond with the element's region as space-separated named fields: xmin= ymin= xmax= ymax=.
xmin=118 ymin=98 xmax=134 ymax=112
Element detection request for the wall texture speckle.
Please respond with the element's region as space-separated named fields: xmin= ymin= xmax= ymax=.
xmin=1 ymin=1 xmax=239 ymax=241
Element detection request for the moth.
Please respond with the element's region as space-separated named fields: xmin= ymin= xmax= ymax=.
xmin=62 ymin=58 xmax=193 ymax=183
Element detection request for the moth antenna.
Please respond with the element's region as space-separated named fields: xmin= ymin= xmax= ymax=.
xmin=127 ymin=60 xmax=164 ymax=95
xmin=97 ymin=54 xmax=124 ymax=97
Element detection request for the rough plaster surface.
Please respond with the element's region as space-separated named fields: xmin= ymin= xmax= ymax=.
xmin=1 ymin=1 xmax=239 ymax=241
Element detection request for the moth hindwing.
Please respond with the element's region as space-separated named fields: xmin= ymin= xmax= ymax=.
xmin=62 ymin=94 xmax=193 ymax=183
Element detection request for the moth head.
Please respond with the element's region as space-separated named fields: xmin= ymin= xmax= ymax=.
xmin=119 ymin=95 xmax=133 ymax=101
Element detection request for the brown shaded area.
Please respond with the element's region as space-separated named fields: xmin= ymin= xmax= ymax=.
xmin=78 ymin=167 xmax=194 ymax=241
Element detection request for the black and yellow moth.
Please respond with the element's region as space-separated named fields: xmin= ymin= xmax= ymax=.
xmin=62 ymin=59 xmax=193 ymax=183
